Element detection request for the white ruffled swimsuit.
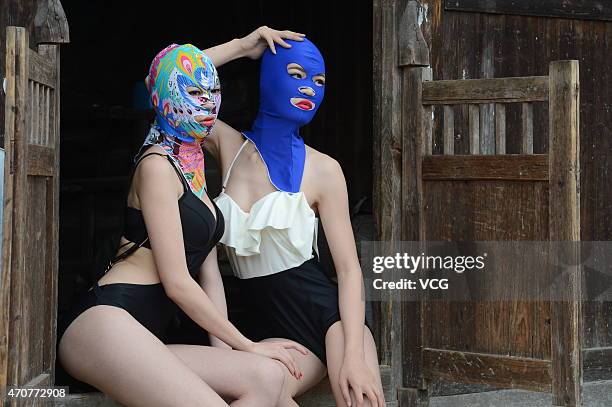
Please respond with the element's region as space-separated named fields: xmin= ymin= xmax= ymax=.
xmin=213 ymin=138 xmax=370 ymax=364
xmin=214 ymin=139 xmax=319 ymax=279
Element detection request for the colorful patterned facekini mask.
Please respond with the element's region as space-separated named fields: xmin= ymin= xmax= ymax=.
xmin=140 ymin=44 xmax=221 ymax=199
xmin=243 ymin=38 xmax=325 ymax=193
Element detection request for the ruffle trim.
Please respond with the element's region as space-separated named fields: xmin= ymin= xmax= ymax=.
xmin=214 ymin=191 xmax=317 ymax=257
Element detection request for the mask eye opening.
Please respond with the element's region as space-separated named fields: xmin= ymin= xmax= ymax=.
xmin=287 ymin=63 xmax=307 ymax=80
xmin=312 ymin=74 xmax=326 ymax=87
xmin=186 ymin=86 xmax=204 ymax=97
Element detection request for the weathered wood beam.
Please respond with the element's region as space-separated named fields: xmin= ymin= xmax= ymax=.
xmin=399 ymin=0 xmax=430 ymax=67
xmin=422 ymin=154 xmax=549 ymax=181
xmin=445 ymin=0 xmax=612 ymax=22
xmin=548 ymin=60 xmax=581 ymax=407
xmin=422 ymin=76 xmax=549 ymax=105
xmin=34 ymin=0 xmax=70 ymax=44
xmin=422 ymin=348 xmax=553 ymax=392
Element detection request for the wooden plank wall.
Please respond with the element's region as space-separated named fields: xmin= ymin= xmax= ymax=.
xmin=418 ymin=0 xmax=612 ymax=357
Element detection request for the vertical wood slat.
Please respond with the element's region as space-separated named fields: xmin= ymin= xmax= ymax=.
xmin=522 ymin=102 xmax=534 ymax=154
xmin=33 ymin=82 xmax=39 ymax=145
xmin=495 ymin=103 xmax=506 ymax=154
xmin=443 ymin=106 xmax=455 ymax=155
xmin=0 ymin=25 xmax=18 ymax=392
xmin=548 ymin=60 xmax=581 ymax=407
xmin=374 ymin=0 xmax=403 ymax=396
xmin=38 ymin=84 xmax=44 ymax=145
xmin=27 ymin=81 xmax=33 ymax=143
xmin=479 ymin=103 xmax=495 ymax=154
xmin=4 ymin=26 xmax=30 ymax=388
xmin=45 ymin=87 xmax=50 ymax=146
xmin=469 ymin=104 xmax=479 ymax=154
xmin=38 ymin=42 xmax=60 ymax=373
xmin=401 ymin=66 xmax=432 ymax=389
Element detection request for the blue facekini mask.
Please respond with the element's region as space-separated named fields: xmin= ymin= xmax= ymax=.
xmin=243 ymin=38 xmax=325 ymax=193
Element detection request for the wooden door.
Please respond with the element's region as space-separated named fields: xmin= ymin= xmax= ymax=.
xmin=400 ymin=61 xmax=581 ymax=406
xmin=1 ymin=26 xmax=61 ymax=401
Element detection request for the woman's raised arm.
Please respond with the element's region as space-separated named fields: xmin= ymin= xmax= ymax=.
xmin=204 ymin=26 xmax=304 ymax=68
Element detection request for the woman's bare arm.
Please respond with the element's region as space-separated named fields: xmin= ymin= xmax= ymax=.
xmin=204 ymin=26 xmax=304 ymax=67
xmin=315 ymin=154 xmax=385 ymax=406
xmin=198 ymin=246 xmax=231 ymax=349
xmin=136 ymin=154 xmax=308 ymax=379
xmin=137 ymin=154 xmax=252 ymax=350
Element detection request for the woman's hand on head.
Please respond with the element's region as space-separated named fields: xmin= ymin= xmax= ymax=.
xmin=239 ymin=26 xmax=305 ymax=59
xmin=245 ymin=340 xmax=309 ymax=380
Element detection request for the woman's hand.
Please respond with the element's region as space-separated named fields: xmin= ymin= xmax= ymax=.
xmin=339 ymin=356 xmax=385 ymax=407
xmin=239 ymin=26 xmax=305 ymax=59
xmin=246 ymin=340 xmax=309 ymax=380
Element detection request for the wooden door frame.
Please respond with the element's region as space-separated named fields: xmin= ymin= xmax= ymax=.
xmin=373 ymin=0 xmax=430 ymax=404
xmin=0 ymin=0 xmax=68 ymax=394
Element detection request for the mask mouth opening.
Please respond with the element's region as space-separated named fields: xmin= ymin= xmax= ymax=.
xmin=194 ymin=114 xmax=217 ymax=127
xmin=290 ymin=97 xmax=315 ymax=111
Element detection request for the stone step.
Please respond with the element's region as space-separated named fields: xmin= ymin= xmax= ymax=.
xmin=55 ymin=365 xmax=395 ymax=406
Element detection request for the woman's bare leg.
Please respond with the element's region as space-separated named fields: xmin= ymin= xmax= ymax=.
xmin=259 ymin=338 xmax=326 ymax=407
xmin=167 ymin=344 xmax=285 ymax=406
xmin=59 ymin=306 xmax=283 ymax=407
xmin=325 ymin=321 xmax=383 ymax=407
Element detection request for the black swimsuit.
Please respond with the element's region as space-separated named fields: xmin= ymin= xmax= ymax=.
xmin=55 ymin=148 xmax=224 ymax=392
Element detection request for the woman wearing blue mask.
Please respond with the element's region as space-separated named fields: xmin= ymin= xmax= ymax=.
xmin=56 ymin=28 xmax=309 ymax=407
xmin=204 ymin=32 xmax=385 ymax=407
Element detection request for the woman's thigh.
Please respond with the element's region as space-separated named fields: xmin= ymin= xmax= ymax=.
xmin=58 ymin=305 xmax=227 ymax=407
xmin=260 ymin=337 xmax=327 ymax=398
xmin=166 ymin=344 xmax=284 ymax=402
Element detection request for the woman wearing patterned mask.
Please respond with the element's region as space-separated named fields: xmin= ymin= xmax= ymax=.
xmin=56 ymin=28 xmax=308 ymax=407
xmin=204 ymin=34 xmax=385 ymax=407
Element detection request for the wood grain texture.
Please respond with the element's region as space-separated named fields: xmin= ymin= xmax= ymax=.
xmin=401 ymin=66 xmax=432 ymax=390
xmin=6 ymin=24 xmax=30 ymax=389
xmin=442 ymin=106 xmax=454 ymax=155
xmin=1 ymin=27 xmax=61 ymax=395
xmin=422 ymin=180 xmax=550 ymax=361
xmin=423 ymin=348 xmax=552 ymax=392
xmin=422 ymin=154 xmax=549 ymax=181
xmin=521 ymin=102 xmax=534 ymax=154
xmin=468 ymin=104 xmax=479 ymax=154
xmin=0 ymin=24 xmax=18 ymax=392
xmin=421 ymin=0 xmax=611 ymax=358
xmin=495 ymin=103 xmax=506 ymax=154
xmin=374 ymin=1 xmax=403 ymax=398
xmin=445 ymin=0 xmax=612 ymax=22
xmin=28 ymin=48 xmax=55 ymax=87
xmin=398 ymin=0 xmax=430 ymax=67
xmin=548 ymin=60 xmax=581 ymax=407
xmin=422 ymin=76 xmax=549 ymax=105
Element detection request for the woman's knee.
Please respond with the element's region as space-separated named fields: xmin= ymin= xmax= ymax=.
xmin=247 ymin=358 xmax=285 ymax=401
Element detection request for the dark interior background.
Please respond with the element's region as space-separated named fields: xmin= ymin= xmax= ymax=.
xmin=57 ymin=0 xmax=373 ymax=350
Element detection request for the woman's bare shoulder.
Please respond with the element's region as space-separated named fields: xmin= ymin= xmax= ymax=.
xmin=132 ymin=146 xmax=181 ymax=198
xmin=305 ymin=145 xmax=342 ymax=178
xmin=304 ymin=145 xmax=345 ymax=201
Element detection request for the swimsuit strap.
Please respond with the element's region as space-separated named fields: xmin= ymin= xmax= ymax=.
xmin=135 ymin=151 xmax=189 ymax=193
xmin=104 ymin=151 xmax=189 ymax=274
xmin=222 ymin=138 xmax=250 ymax=190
